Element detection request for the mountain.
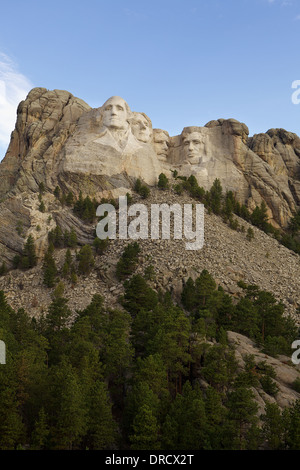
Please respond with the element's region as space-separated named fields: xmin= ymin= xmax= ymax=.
xmin=1 ymin=89 xmax=300 ymax=449
xmin=0 ymin=88 xmax=300 ymax=266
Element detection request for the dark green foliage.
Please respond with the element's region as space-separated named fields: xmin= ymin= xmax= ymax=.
xmin=173 ymin=183 xmax=183 ymax=195
xmin=209 ymin=178 xmax=223 ymax=215
xmin=39 ymin=200 xmax=46 ymax=213
xmin=77 ymin=245 xmax=95 ymax=275
xmin=288 ymin=210 xmax=300 ymax=235
xmin=123 ymin=274 xmax=158 ymax=316
xmin=48 ymin=225 xmax=64 ymax=248
xmin=157 ymin=173 xmax=169 ymax=190
xmin=228 ymin=217 xmax=239 ymax=231
xmin=15 ymin=235 xmax=38 ymax=270
xmin=1 ymin=260 xmax=300 ymax=451
xmin=134 ymin=178 xmax=142 ymax=192
xmin=54 ymin=186 xmax=60 ymax=199
xmin=260 ymin=375 xmax=279 ymax=397
xmin=226 ymin=386 xmax=259 ymax=450
xmin=38 ymin=182 xmax=45 ymax=194
xmin=130 ymin=404 xmax=160 ymax=450
xmin=139 ymin=185 xmax=150 ymax=198
xmin=126 ymin=192 xmax=133 ymax=204
xmin=63 ymin=228 xmax=78 ymax=248
xmin=73 ymin=192 xmax=98 ymax=223
xmin=68 ymin=228 xmax=78 ymax=248
xmin=62 ymin=249 xmax=72 ymax=279
xmin=16 ymin=221 xmax=24 ymax=236
xmin=144 ymin=264 xmax=155 ymax=281
xmin=181 ymin=175 xmax=206 ymax=200
xmin=85 ymin=380 xmax=116 ymax=449
xmin=0 ymin=262 xmax=7 ymax=276
xmin=43 ymin=244 xmax=57 ymax=288
xmin=116 ymin=242 xmax=141 ymax=280
xmin=250 ymin=201 xmax=269 ymax=231
xmin=246 ymin=227 xmax=254 ymax=241
xmin=181 ymin=270 xmax=217 ymax=313
xmin=292 ymin=377 xmax=300 ymax=393
xmin=48 ymin=225 xmax=77 ymax=249
xmin=161 ymin=382 xmax=207 ymax=450
xmin=134 ymin=179 xmax=150 ymax=198
xmin=30 ymin=407 xmax=49 ymax=450
xmin=261 ymin=403 xmax=286 ymax=450
xmin=65 ymin=191 xmax=74 ymax=206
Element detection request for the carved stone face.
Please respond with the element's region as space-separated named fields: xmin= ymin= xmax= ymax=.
xmin=153 ymin=130 xmax=170 ymax=161
xmin=182 ymin=132 xmax=204 ymax=164
xmin=131 ymin=112 xmax=152 ymax=143
xmin=102 ymin=96 xmax=129 ymax=130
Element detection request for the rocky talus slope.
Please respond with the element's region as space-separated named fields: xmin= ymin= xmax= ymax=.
xmin=0 ymin=187 xmax=299 ymax=321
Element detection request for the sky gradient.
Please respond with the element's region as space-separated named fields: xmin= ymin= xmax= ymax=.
xmin=0 ymin=0 xmax=300 ymax=159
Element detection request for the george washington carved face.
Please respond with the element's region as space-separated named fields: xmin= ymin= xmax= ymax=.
xmin=101 ymin=96 xmax=130 ymax=130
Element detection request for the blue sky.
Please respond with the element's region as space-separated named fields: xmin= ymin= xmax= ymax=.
xmin=0 ymin=0 xmax=300 ymax=159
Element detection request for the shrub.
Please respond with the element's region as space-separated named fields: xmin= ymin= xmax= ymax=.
xmin=77 ymin=245 xmax=95 ymax=275
xmin=157 ymin=173 xmax=169 ymax=190
xmin=116 ymin=242 xmax=141 ymax=280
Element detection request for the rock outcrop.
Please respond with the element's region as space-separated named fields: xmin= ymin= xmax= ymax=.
xmin=228 ymin=331 xmax=300 ymax=412
xmin=0 ymin=88 xmax=300 ymax=264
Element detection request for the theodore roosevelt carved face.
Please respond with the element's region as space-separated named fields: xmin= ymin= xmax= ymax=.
xmin=131 ymin=112 xmax=153 ymax=143
xmin=101 ymin=96 xmax=130 ymax=131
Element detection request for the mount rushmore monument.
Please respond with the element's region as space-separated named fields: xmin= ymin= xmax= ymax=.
xmin=0 ymin=87 xmax=300 ymax=263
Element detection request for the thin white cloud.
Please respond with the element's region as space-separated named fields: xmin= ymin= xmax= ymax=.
xmin=0 ymin=53 xmax=33 ymax=157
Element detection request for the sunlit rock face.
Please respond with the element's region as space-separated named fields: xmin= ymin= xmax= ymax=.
xmin=62 ymin=96 xmax=163 ymax=189
xmin=153 ymin=129 xmax=170 ymax=163
xmin=0 ymin=88 xmax=300 ymax=263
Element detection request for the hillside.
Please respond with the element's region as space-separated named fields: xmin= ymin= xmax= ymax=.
xmin=0 ymin=186 xmax=299 ymax=321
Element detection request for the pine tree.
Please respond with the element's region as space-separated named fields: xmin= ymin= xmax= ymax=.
xmin=54 ymin=186 xmax=60 ymax=199
xmin=66 ymin=191 xmax=74 ymax=206
xmin=226 ymin=386 xmax=259 ymax=450
xmin=39 ymin=200 xmax=46 ymax=213
xmin=30 ymin=407 xmax=49 ymax=450
xmin=43 ymin=244 xmax=57 ymax=287
xmin=0 ymin=262 xmax=7 ymax=276
xmin=116 ymin=242 xmax=140 ymax=280
xmin=86 ymin=380 xmax=116 ymax=450
xmin=21 ymin=235 xmax=37 ymax=269
xmin=158 ymin=173 xmax=169 ymax=190
xmin=93 ymin=237 xmax=109 ymax=255
xmin=209 ymin=179 xmax=223 ymax=215
xmin=130 ymin=404 xmax=160 ymax=450
xmin=48 ymin=358 xmax=87 ymax=449
xmin=77 ymin=245 xmax=95 ymax=275
xmin=62 ymin=248 xmax=72 ymax=278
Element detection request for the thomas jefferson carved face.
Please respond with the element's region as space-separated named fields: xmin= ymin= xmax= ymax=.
xmin=153 ymin=130 xmax=170 ymax=161
xmin=131 ymin=112 xmax=153 ymax=143
xmin=102 ymin=96 xmax=130 ymax=130
xmin=182 ymin=132 xmax=204 ymax=163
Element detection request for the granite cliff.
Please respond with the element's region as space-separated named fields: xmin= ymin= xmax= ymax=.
xmin=0 ymin=88 xmax=300 ymax=265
